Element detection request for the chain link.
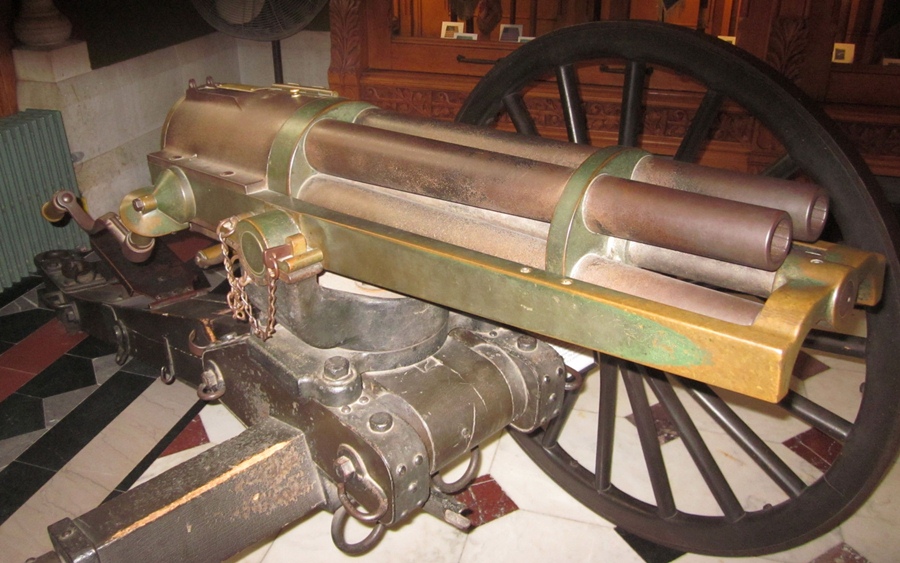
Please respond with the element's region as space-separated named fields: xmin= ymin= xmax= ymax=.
xmin=217 ymin=218 xmax=277 ymax=341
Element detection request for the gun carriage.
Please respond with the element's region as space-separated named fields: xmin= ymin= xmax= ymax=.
xmin=30 ymin=22 xmax=900 ymax=561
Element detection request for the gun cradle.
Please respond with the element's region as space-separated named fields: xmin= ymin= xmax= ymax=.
xmin=35 ymin=81 xmax=885 ymax=560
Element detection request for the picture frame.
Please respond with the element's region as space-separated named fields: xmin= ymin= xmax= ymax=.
xmin=832 ymin=43 xmax=856 ymax=64
xmin=717 ymin=35 xmax=736 ymax=45
xmin=454 ymin=32 xmax=478 ymax=41
xmin=499 ymin=24 xmax=523 ymax=42
xmin=517 ymin=36 xmax=535 ymax=43
xmin=441 ymin=21 xmax=465 ymax=39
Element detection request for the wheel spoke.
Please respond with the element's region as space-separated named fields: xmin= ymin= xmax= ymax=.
xmin=502 ymin=92 xmax=539 ymax=136
xmin=623 ymin=364 xmax=677 ymax=517
xmin=646 ymin=371 xmax=745 ymax=521
xmin=594 ymin=355 xmax=619 ymax=491
xmin=681 ymin=377 xmax=806 ymax=498
xmin=618 ymin=61 xmax=646 ymax=147
xmin=803 ymin=330 xmax=866 ymax=358
xmin=674 ymin=89 xmax=724 ymax=163
xmin=762 ymin=153 xmax=801 ymax=179
xmin=556 ymin=64 xmax=589 ymax=144
xmin=780 ymin=390 xmax=852 ymax=443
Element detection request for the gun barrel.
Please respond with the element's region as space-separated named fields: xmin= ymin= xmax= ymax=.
xmin=631 ymin=155 xmax=829 ymax=241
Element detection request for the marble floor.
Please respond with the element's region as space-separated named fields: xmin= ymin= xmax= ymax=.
xmin=0 ymin=241 xmax=899 ymax=562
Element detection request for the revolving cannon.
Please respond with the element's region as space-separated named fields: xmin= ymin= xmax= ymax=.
xmin=116 ymin=81 xmax=880 ymax=403
xmin=34 ymin=79 xmax=887 ymax=561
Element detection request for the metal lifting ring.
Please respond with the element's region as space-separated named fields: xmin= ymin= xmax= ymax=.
xmin=564 ymin=365 xmax=585 ymax=392
xmin=159 ymin=366 xmax=176 ymax=385
xmin=336 ymin=480 xmax=389 ymax=524
xmin=197 ymin=381 xmax=225 ymax=401
xmin=330 ymin=505 xmax=386 ymax=555
xmin=432 ymin=446 xmax=481 ymax=494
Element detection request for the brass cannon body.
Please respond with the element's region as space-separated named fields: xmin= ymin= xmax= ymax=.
xmin=117 ymin=82 xmax=880 ymax=402
xmin=34 ymin=80 xmax=886 ymax=561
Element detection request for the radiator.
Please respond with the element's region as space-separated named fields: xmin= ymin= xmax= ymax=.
xmin=0 ymin=110 xmax=88 ymax=291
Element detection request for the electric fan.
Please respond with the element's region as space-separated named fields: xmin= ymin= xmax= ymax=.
xmin=191 ymin=0 xmax=329 ymax=83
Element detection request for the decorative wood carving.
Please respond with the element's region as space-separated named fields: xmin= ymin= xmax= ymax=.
xmin=767 ymin=17 xmax=809 ymax=82
xmin=838 ymin=122 xmax=900 ymax=158
xmin=361 ymin=85 xmax=469 ymax=120
xmin=328 ymin=0 xmax=363 ymax=97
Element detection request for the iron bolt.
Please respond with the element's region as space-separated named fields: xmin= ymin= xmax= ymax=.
xmin=335 ymin=455 xmax=355 ymax=480
xmin=323 ymin=356 xmax=351 ymax=380
xmin=369 ymin=412 xmax=393 ymax=432
xmin=517 ymin=335 xmax=537 ymax=351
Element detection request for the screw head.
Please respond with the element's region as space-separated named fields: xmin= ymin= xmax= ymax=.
xmin=323 ymin=356 xmax=351 ymax=380
xmin=369 ymin=412 xmax=393 ymax=432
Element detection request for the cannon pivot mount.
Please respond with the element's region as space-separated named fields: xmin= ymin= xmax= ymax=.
xmin=109 ymin=81 xmax=881 ymax=403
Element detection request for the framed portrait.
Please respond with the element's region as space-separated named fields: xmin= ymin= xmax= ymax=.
xmin=499 ymin=24 xmax=523 ymax=42
xmin=832 ymin=43 xmax=856 ymax=64
xmin=441 ymin=21 xmax=465 ymax=39
xmin=454 ymin=32 xmax=478 ymax=40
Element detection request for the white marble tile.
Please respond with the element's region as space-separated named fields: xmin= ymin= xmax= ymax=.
xmin=764 ymin=529 xmax=846 ymax=563
xmin=838 ymin=454 xmax=900 ymax=562
xmin=676 ymin=553 xmax=780 ymax=563
xmin=64 ymin=378 xmax=197 ymax=482
xmin=461 ymin=509 xmax=643 ymax=563
xmin=0 ymin=465 xmax=112 ymax=561
xmin=199 ymin=402 xmax=248 ymax=444
xmin=488 ymin=429 xmax=614 ymax=527
xmin=256 ymin=509 xmax=466 ymax=563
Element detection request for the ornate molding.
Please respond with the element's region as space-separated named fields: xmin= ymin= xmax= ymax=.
xmin=329 ymin=0 xmax=362 ymax=78
xmin=361 ymin=85 xmax=467 ymax=120
xmin=838 ymin=121 xmax=900 ymax=158
xmin=767 ymin=17 xmax=809 ymax=82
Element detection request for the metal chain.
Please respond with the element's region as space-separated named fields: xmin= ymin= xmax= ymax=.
xmin=217 ymin=218 xmax=277 ymax=341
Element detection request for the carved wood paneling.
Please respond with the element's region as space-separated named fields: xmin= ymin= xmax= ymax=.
xmin=766 ymin=17 xmax=809 ymax=82
xmin=361 ymin=85 xmax=469 ymax=120
xmin=329 ymin=0 xmax=363 ymax=96
xmin=839 ymin=121 xmax=900 ymax=158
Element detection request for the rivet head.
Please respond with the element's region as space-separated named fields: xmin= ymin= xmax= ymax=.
xmin=369 ymin=412 xmax=393 ymax=432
